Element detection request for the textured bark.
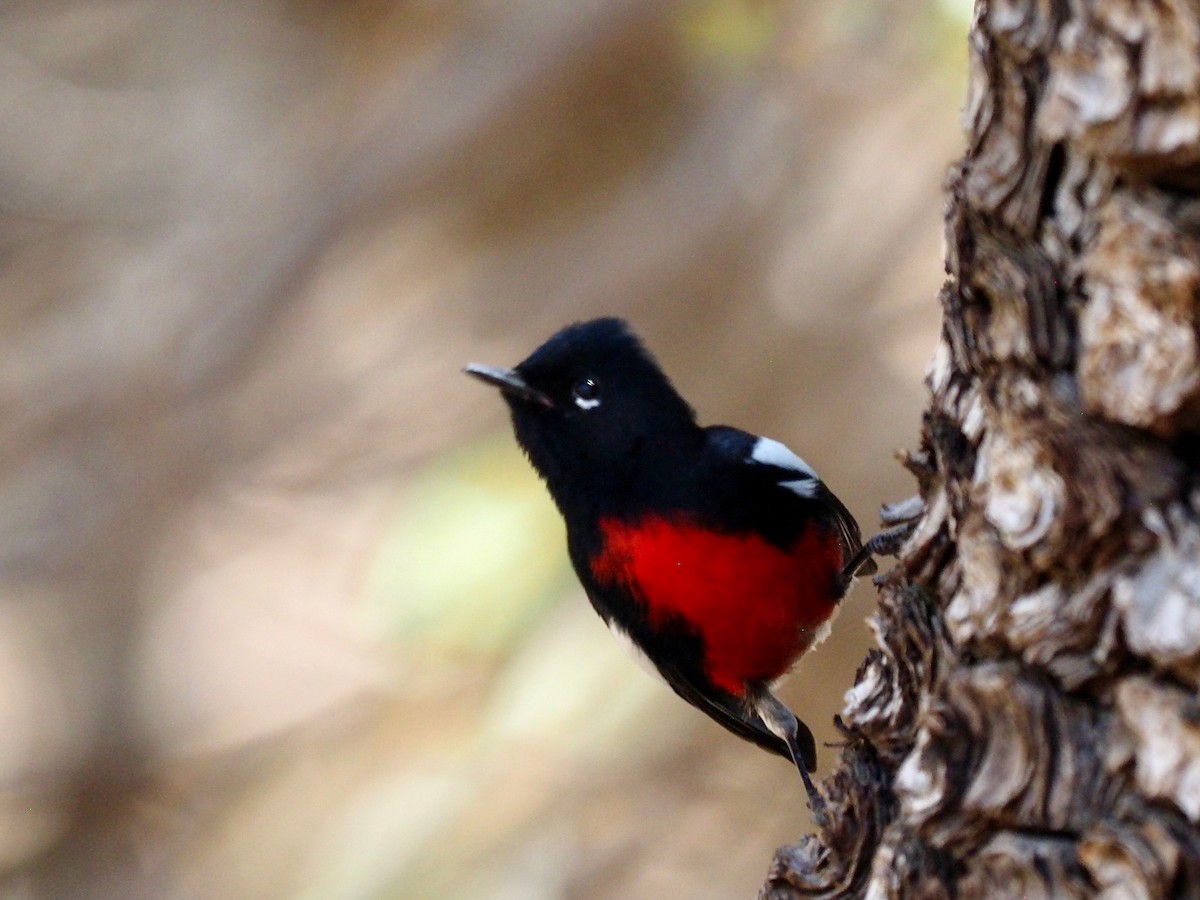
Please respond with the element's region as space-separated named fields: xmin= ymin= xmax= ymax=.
xmin=765 ymin=2 xmax=1200 ymax=897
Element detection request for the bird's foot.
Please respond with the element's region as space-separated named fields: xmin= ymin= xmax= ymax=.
xmin=838 ymin=515 xmax=920 ymax=586
xmin=796 ymin=760 xmax=829 ymax=829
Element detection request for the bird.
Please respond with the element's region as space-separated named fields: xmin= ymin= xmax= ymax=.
xmin=465 ymin=318 xmax=877 ymax=819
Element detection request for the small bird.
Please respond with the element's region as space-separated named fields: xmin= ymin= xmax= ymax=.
xmin=465 ymin=318 xmax=877 ymax=818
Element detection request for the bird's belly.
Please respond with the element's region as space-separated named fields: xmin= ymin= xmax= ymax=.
xmin=591 ymin=516 xmax=843 ymax=695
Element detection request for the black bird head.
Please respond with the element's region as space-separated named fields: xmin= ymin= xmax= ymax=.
xmin=465 ymin=318 xmax=700 ymax=512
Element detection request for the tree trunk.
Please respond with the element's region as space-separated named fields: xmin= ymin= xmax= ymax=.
xmin=765 ymin=2 xmax=1200 ymax=897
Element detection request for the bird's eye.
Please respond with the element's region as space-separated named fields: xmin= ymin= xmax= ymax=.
xmin=572 ymin=378 xmax=601 ymax=410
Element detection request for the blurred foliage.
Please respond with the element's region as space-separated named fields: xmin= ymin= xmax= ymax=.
xmin=681 ymin=0 xmax=781 ymax=67
xmin=366 ymin=437 xmax=570 ymax=658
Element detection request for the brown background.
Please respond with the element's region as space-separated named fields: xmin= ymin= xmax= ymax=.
xmin=0 ymin=2 xmax=964 ymax=896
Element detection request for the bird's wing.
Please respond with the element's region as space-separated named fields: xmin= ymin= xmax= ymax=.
xmin=657 ymin=662 xmax=818 ymax=771
xmin=716 ymin=428 xmax=876 ymax=578
xmin=808 ymin=479 xmax=876 ymax=578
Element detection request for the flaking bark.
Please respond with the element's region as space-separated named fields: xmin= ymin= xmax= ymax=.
xmin=764 ymin=2 xmax=1200 ymax=897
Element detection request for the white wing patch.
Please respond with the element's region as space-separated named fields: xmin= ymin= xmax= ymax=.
xmin=750 ymin=437 xmax=820 ymax=497
xmin=779 ymin=478 xmax=820 ymax=499
xmin=607 ymin=620 xmax=666 ymax=685
xmin=751 ymin=436 xmax=818 ymax=478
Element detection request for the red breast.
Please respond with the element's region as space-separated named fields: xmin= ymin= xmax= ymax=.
xmin=590 ymin=515 xmax=844 ymax=695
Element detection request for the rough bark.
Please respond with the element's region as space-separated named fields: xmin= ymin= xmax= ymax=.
xmin=765 ymin=2 xmax=1200 ymax=897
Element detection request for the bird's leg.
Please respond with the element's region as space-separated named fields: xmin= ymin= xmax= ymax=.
xmin=839 ymin=522 xmax=919 ymax=587
xmin=791 ymin=746 xmax=827 ymax=829
xmin=749 ymin=687 xmax=828 ymax=827
xmin=840 ymin=494 xmax=926 ymax=586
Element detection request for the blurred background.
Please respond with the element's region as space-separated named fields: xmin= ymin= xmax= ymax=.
xmin=0 ymin=1 xmax=966 ymax=897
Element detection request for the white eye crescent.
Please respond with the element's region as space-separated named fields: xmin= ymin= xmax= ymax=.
xmin=572 ymin=378 xmax=601 ymax=410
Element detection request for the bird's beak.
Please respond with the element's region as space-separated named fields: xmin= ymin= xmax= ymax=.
xmin=464 ymin=363 xmax=554 ymax=407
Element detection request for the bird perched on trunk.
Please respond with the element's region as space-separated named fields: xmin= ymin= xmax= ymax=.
xmin=466 ymin=318 xmax=877 ymax=819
